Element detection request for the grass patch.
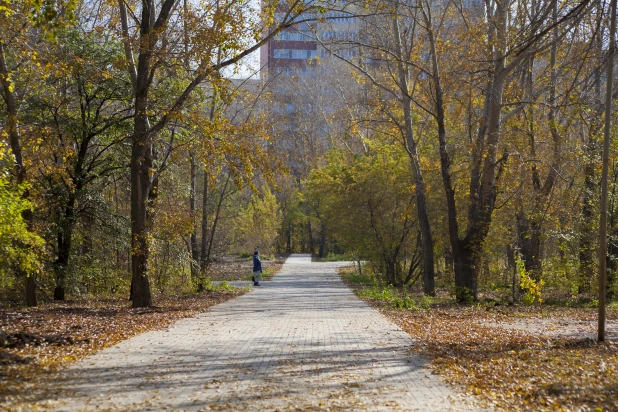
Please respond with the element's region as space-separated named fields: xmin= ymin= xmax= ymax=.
xmin=339 ymin=267 xmax=431 ymax=310
xmin=357 ymin=284 xmax=432 ymax=310
xmin=339 ymin=268 xmax=374 ymax=285
xmin=313 ymin=253 xmax=356 ymax=262
xmin=202 ymin=279 xmax=242 ymax=292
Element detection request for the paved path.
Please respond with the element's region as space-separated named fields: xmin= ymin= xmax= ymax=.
xmin=49 ymin=255 xmax=476 ymax=411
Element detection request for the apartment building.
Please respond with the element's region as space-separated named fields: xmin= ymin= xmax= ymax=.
xmin=260 ymin=8 xmax=359 ymax=78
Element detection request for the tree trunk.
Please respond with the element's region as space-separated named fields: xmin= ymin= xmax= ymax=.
xmin=205 ymin=174 xmax=230 ymax=264
xmin=189 ymin=155 xmax=199 ymax=281
xmin=385 ymin=257 xmax=397 ymax=286
xmin=451 ymin=0 xmax=511 ymax=301
xmin=307 ymin=221 xmax=314 ymax=254
xmin=578 ymin=125 xmax=599 ymax=294
xmin=318 ymin=224 xmax=326 ymax=258
xmin=454 ymin=239 xmax=478 ymax=302
xmin=457 ymin=70 xmax=508 ymax=301
xmin=0 ymin=41 xmax=37 ymax=306
xmin=200 ymin=169 xmax=209 ymax=271
xmin=130 ymin=62 xmax=154 ymax=307
xmin=287 ymin=220 xmax=292 ymax=254
xmin=53 ymin=124 xmax=91 ymax=301
xmin=130 ymin=125 xmax=153 ymax=307
xmin=128 ymin=0 xmax=163 ymax=307
xmin=392 ymin=16 xmax=435 ymax=296
xmin=54 ymin=196 xmax=76 ymax=300
xmin=607 ymin=225 xmax=618 ymax=300
xmin=423 ymin=5 xmax=466 ymax=300
xmin=516 ymin=208 xmax=543 ymax=280
xmin=82 ymin=212 xmax=93 ymax=257
xmin=580 ymin=10 xmax=605 ymax=295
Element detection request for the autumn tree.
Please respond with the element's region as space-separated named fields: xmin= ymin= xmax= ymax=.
xmin=27 ymin=29 xmax=132 ymax=300
xmin=115 ymin=0 xmax=317 ymax=306
xmin=317 ymin=10 xmax=437 ymax=294
xmin=0 ymin=0 xmax=76 ymax=305
xmin=390 ymin=0 xmax=594 ymax=300
xmin=306 ymin=141 xmax=421 ymax=286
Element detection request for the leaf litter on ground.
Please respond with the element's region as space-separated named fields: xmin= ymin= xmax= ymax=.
xmin=341 ymin=271 xmax=618 ymax=411
xmin=0 ymin=259 xmax=292 ymax=409
xmin=1 ymin=290 xmax=246 ymax=408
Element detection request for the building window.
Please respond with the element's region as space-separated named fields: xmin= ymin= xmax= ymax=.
xmin=273 ymin=49 xmax=317 ymax=59
xmin=320 ymin=31 xmax=357 ymax=41
xmin=324 ymin=12 xmax=354 ymax=22
xmin=274 ymin=12 xmax=315 ymax=23
xmin=275 ymin=31 xmax=313 ymax=41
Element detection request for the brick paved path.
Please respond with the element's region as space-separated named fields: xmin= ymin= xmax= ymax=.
xmin=50 ymin=254 xmax=477 ymax=411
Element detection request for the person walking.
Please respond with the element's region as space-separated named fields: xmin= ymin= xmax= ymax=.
xmin=252 ymin=250 xmax=263 ymax=286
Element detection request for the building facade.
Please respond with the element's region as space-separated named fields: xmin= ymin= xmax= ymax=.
xmin=260 ymin=8 xmax=359 ymax=78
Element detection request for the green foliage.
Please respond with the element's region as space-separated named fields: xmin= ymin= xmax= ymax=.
xmin=0 ymin=165 xmax=45 ymax=286
xmin=392 ymin=293 xmax=418 ymax=310
xmin=357 ymin=281 xmax=429 ymax=311
xmin=200 ymin=278 xmax=238 ymax=293
xmin=516 ymin=254 xmax=545 ymax=305
xmin=261 ymin=267 xmax=276 ymax=280
xmin=358 ymin=283 xmax=398 ymax=301
xmin=305 ymin=141 xmax=418 ymax=286
xmin=67 ymin=255 xmax=129 ymax=297
xmin=339 ymin=268 xmax=374 ymax=285
xmin=419 ymin=294 xmax=433 ymax=309
xmin=455 ymin=287 xmax=475 ymax=304
xmin=233 ymin=185 xmax=282 ymax=255
xmin=240 ymin=266 xmax=277 ymax=282
xmin=151 ymin=240 xmax=193 ymax=294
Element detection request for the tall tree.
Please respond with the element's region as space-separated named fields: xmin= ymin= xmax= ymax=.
xmin=117 ymin=0 xmax=311 ymax=306
xmin=0 ymin=0 xmax=76 ymax=305
xmin=0 ymin=40 xmax=37 ymax=305
xmin=30 ymin=30 xmax=132 ymax=300
xmin=419 ymin=0 xmax=591 ymax=300
xmin=320 ymin=7 xmax=436 ymax=294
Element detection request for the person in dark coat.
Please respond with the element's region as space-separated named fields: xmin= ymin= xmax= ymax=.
xmin=252 ymin=250 xmax=263 ymax=286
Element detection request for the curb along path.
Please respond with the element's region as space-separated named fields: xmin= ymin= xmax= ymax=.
xmin=49 ymin=254 xmax=478 ymax=411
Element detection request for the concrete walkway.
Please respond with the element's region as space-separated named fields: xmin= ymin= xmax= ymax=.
xmin=50 ymin=254 xmax=477 ymax=411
